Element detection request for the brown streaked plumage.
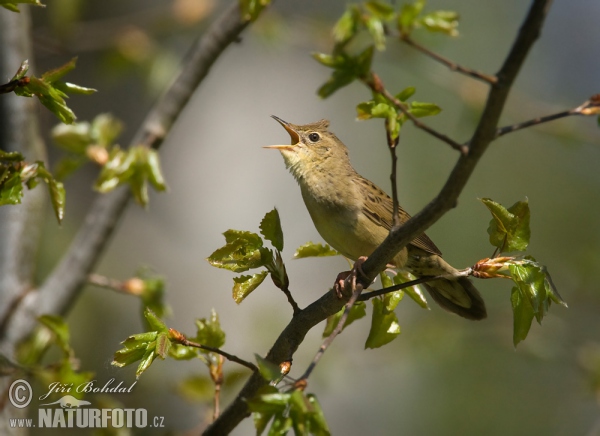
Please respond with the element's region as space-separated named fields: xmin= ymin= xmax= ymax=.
xmin=265 ymin=116 xmax=486 ymax=320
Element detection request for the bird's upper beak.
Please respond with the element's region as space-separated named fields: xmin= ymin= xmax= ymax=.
xmin=263 ymin=115 xmax=300 ymax=151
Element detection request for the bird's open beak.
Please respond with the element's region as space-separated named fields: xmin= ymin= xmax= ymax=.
xmin=263 ymin=115 xmax=300 ymax=151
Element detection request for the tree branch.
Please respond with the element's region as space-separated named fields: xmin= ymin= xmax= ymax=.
xmin=495 ymin=94 xmax=600 ymax=138
xmin=0 ymin=1 xmax=255 ymax=353
xmin=207 ymin=2 xmax=553 ymax=432
xmin=0 ymin=9 xmax=47 ymax=351
xmin=169 ymin=328 xmax=258 ymax=373
xmin=0 ymin=8 xmax=46 ymax=431
xmin=400 ymin=35 xmax=498 ymax=85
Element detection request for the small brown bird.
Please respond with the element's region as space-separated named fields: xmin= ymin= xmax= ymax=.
xmin=265 ymin=116 xmax=486 ymax=320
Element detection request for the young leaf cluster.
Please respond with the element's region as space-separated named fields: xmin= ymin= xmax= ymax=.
xmin=9 ymin=59 xmax=96 ymax=124
xmin=0 ymin=150 xmax=65 ymax=223
xmin=248 ymin=385 xmax=330 ymax=436
xmin=398 ymin=0 xmax=459 ymax=37
xmin=16 ymin=315 xmax=94 ymax=402
xmin=357 ymin=86 xmax=441 ymax=140
xmin=51 ymin=114 xmax=167 ymax=206
xmin=113 ymin=308 xmax=228 ymax=380
xmin=479 ymin=198 xmax=567 ymax=346
xmin=207 ymin=208 xmax=289 ymax=304
xmin=316 ymin=0 xmax=459 ymax=95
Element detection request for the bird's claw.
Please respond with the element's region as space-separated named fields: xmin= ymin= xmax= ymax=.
xmin=333 ymin=256 xmax=369 ymax=299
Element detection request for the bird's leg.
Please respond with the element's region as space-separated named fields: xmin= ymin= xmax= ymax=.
xmin=333 ymin=256 xmax=369 ymax=299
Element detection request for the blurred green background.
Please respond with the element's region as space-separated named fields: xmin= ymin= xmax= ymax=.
xmin=21 ymin=0 xmax=600 ymax=434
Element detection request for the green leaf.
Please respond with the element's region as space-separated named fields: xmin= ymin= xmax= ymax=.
xmin=398 ymin=0 xmax=425 ymax=35
xmin=511 ymin=286 xmax=534 ymax=347
xmin=395 ymin=86 xmax=416 ymax=102
xmin=409 ymin=101 xmax=442 ymax=117
xmin=53 ymin=81 xmax=96 ymax=95
xmin=419 ymin=10 xmax=459 ymax=36
xmin=481 ymin=198 xmax=531 ymax=253
xmin=146 ymin=149 xmax=167 ymax=191
xmin=195 ymin=309 xmax=226 ymax=349
xmin=314 ymin=46 xmax=374 ymax=98
xmin=38 ymin=315 xmax=71 ymax=356
xmin=365 ymin=298 xmax=401 ymax=349
xmin=323 ymin=301 xmax=367 ymax=337
xmin=37 ymin=167 xmax=65 ymax=223
xmin=0 ymin=150 xmax=25 ymax=161
xmin=332 ymin=6 xmax=360 ymax=43
xmin=232 ymin=271 xmax=269 ymax=304
xmin=509 ymin=261 xmax=548 ymax=324
xmin=41 ymin=57 xmax=77 ymax=83
xmin=259 ymin=208 xmax=284 ymax=251
xmin=317 ymin=70 xmax=356 ymax=99
xmin=51 ymin=122 xmax=92 ymax=153
xmin=255 ymin=354 xmax=282 ymax=382
xmin=94 ymin=145 xmax=166 ymax=206
xmin=239 ymin=0 xmax=271 ymax=22
xmin=365 ymin=16 xmax=386 ymax=51
xmin=364 ymin=1 xmax=395 ymax=21
xmin=155 ymin=331 xmax=171 ymax=359
xmin=144 ymin=308 xmax=168 ymax=333
xmin=112 ymin=332 xmax=157 ymax=369
xmin=247 ymin=387 xmax=290 ymax=414
xmin=306 ymin=394 xmax=331 ymax=435
xmin=91 ymin=113 xmax=123 ymax=147
xmin=207 ymin=235 xmax=265 ymax=273
xmin=135 ymin=268 xmax=171 ymax=319
xmin=294 ymin=242 xmax=339 ymax=259
xmin=254 ymin=410 xmax=275 ymax=436
xmin=10 ymin=57 xmax=95 ymax=124
xmin=168 ymin=343 xmax=198 ymax=360
xmin=0 ymin=171 xmax=23 ymax=206
xmin=395 ymin=272 xmax=429 ymax=309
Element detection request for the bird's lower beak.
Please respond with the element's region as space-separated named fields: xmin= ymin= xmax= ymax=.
xmin=269 ymin=115 xmax=300 ymax=145
xmin=263 ymin=144 xmax=294 ymax=151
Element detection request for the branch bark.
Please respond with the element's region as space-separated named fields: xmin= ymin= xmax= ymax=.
xmin=0 ymin=1 xmax=254 ymax=354
xmin=206 ymin=0 xmax=553 ymax=433
xmin=0 ymin=8 xmax=46 ymax=433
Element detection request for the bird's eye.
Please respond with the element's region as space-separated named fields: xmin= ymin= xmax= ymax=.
xmin=308 ymin=132 xmax=320 ymax=142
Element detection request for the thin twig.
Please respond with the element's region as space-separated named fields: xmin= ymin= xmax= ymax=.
xmin=385 ymin=119 xmax=401 ymax=227
xmin=495 ymin=94 xmax=600 ymax=138
xmin=299 ymin=273 xmax=364 ymax=382
xmin=170 ymin=329 xmax=258 ymax=373
xmin=401 ymin=35 xmax=498 ymax=85
xmin=364 ymin=73 xmax=468 ymax=154
xmin=87 ymin=273 xmax=127 ymax=293
xmin=0 ymin=77 xmax=29 ymax=94
xmin=358 ymin=275 xmax=441 ymax=301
